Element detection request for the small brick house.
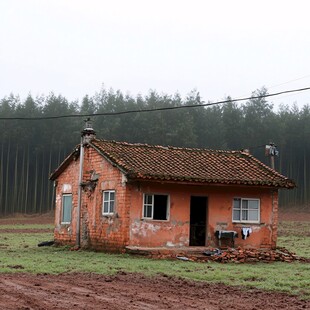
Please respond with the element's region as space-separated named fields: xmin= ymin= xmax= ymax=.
xmin=50 ymin=126 xmax=295 ymax=252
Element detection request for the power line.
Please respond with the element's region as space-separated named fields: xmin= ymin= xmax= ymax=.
xmin=267 ymin=74 xmax=310 ymax=89
xmin=1 ymin=86 xmax=310 ymax=121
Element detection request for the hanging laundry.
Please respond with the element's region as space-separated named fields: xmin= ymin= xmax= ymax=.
xmin=241 ymin=227 xmax=252 ymax=240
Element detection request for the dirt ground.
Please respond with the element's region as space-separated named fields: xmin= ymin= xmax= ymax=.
xmin=0 ymin=272 xmax=309 ymax=310
xmin=0 ymin=212 xmax=54 ymax=226
xmin=0 ymin=210 xmax=309 ymax=309
xmin=279 ymin=208 xmax=310 ymax=222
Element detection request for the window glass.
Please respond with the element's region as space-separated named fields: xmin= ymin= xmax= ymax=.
xmin=110 ymin=200 xmax=114 ymax=213
xmin=241 ymin=200 xmax=248 ymax=209
xmin=110 ymin=191 xmax=115 ymax=201
xmin=233 ymin=198 xmax=259 ymax=223
xmin=102 ymin=190 xmax=115 ymax=214
xmin=145 ymin=194 xmax=152 ymax=205
xmin=233 ymin=209 xmax=240 ymax=221
xmin=233 ymin=199 xmax=241 ymax=209
xmin=144 ymin=204 xmax=152 ymax=218
xmin=241 ymin=209 xmax=248 ymax=221
xmin=248 ymin=200 xmax=259 ymax=209
xmin=143 ymin=194 xmax=168 ymax=220
xmin=248 ymin=210 xmax=259 ymax=221
xmin=103 ymin=201 xmax=109 ymax=213
xmin=104 ymin=191 xmax=109 ymax=201
xmin=62 ymin=194 xmax=72 ymax=223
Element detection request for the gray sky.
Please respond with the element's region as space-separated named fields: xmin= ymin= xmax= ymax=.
xmin=1 ymin=0 xmax=310 ymax=109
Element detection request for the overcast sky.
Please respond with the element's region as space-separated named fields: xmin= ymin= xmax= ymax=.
xmin=1 ymin=0 xmax=310 ymax=109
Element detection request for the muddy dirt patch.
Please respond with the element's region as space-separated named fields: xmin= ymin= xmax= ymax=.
xmin=279 ymin=210 xmax=310 ymax=222
xmin=0 ymin=213 xmax=54 ymax=226
xmin=0 ymin=272 xmax=308 ymax=310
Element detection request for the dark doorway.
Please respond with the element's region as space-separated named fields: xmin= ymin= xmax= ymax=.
xmin=190 ymin=196 xmax=208 ymax=246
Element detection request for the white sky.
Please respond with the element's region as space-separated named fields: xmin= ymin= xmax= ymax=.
xmin=1 ymin=0 xmax=310 ymax=108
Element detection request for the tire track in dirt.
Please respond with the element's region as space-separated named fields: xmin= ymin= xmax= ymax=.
xmin=0 ymin=272 xmax=309 ymax=310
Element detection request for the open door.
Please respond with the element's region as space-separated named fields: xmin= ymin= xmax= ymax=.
xmin=189 ymin=196 xmax=208 ymax=246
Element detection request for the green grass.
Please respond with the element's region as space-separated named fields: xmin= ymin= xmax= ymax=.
xmin=278 ymin=220 xmax=310 ymax=237
xmin=278 ymin=235 xmax=310 ymax=258
xmin=0 ymin=221 xmax=309 ymax=299
xmin=278 ymin=220 xmax=310 ymax=258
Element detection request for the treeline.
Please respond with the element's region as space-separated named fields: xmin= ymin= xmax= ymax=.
xmin=0 ymin=87 xmax=309 ymax=215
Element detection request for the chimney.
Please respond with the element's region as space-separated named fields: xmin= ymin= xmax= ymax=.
xmin=82 ymin=118 xmax=96 ymax=144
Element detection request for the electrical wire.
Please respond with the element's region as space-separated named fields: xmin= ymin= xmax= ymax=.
xmin=267 ymin=74 xmax=310 ymax=89
xmin=0 ymin=86 xmax=310 ymax=121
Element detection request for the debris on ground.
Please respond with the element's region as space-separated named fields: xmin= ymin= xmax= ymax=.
xmin=176 ymin=256 xmax=192 ymax=261
xmin=37 ymin=241 xmax=54 ymax=247
xmin=203 ymin=248 xmax=222 ymax=256
xmin=149 ymin=247 xmax=310 ymax=263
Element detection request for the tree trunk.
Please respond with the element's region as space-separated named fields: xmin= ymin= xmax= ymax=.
xmin=4 ymin=141 xmax=10 ymax=215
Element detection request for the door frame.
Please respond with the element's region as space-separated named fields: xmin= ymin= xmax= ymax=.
xmin=189 ymin=196 xmax=208 ymax=246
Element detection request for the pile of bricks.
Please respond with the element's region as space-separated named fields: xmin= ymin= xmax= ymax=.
xmin=152 ymin=247 xmax=310 ymax=263
xmin=196 ymin=247 xmax=304 ymax=263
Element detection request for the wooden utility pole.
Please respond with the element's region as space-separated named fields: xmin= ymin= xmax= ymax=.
xmin=270 ymin=153 xmax=275 ymax=170
xmin=265 ymin=142 xmax=278 ymax=170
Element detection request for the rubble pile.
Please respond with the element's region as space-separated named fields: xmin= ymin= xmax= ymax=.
xmin=153 ymin=247 xmax=310 ymax=263
xmin=199 ymin=247 xmax=306 ymax=263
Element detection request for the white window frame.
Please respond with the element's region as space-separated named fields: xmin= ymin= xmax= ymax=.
xmin=232 ymin=198 xmax=260 ymax=223
xmin=61 ymin=194 xmax=72 ymax=224
xmin=102 ymin=190 xmax=115 ymax=215
xmin=143 ymin=193 xmax=169 ymax=221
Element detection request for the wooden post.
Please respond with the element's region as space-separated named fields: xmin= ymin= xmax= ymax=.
xmin=265 ymin=142 xmax=278 ymax=170
xmin=270 ymin=154 xmax=275 ymax=170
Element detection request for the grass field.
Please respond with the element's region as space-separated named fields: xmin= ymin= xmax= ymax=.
xmin=0 ymin=215 xmax=309 ymax=299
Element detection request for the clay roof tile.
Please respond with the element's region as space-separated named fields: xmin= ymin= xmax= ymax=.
xmin=87 ymin=139 xmax=295 ymax=189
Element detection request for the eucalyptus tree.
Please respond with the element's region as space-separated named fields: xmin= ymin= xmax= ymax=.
xmin=222 ymin=97 xmax=244 ymax=150
xmin=1 ymin=86 xmax=310 ymax=214
xmin=242 ymin=88 xmax=274 ymax=146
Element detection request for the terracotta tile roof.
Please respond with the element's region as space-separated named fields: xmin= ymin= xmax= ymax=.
xmin=88 ymin=139 xmax=295 ymax=188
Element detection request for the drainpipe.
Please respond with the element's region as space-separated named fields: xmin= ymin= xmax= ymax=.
xmin=76 ymin=137 xmax=84 ymax=248
xmin=76 ymin=118 xmax=96 ymax=248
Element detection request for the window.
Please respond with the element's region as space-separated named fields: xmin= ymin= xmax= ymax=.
xmin=62 ymin=194 xmax=72 ymax=224
xmin=233 ymin=198 xmax=260 ymax=223
xmin=102 ymin=190 xmax=115 ymax=215
xmin=143 ymin=194 xmax=169 ymax=220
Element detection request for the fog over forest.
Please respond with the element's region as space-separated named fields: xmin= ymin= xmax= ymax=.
xmin=0 ymin=86 xmax=309 ymax=215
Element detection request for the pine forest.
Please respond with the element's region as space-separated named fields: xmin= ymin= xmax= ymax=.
xmin=0 ymin=87 xmax=309 ymax=215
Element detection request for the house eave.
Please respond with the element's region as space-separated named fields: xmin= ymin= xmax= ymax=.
xmin=49 ymin=146 xmax=80 ymax=181
xmin=126 ymin=175 xmax=295 ymax=189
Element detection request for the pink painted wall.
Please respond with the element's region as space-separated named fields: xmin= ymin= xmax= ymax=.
xmin=128 ymin=182 xmax=278 ymax=249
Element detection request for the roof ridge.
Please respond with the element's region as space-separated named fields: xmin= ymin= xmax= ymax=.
xmin=93 ymin=138 xmax=244 ymax=154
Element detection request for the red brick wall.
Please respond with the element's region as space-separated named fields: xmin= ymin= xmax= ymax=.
xmin=82 ymin=146 xmax=130 ymax=252
xmin=54 ymin=158 xmax=79 ymax=246
xmin=54 ymin=146 xmax=130 ymax=252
